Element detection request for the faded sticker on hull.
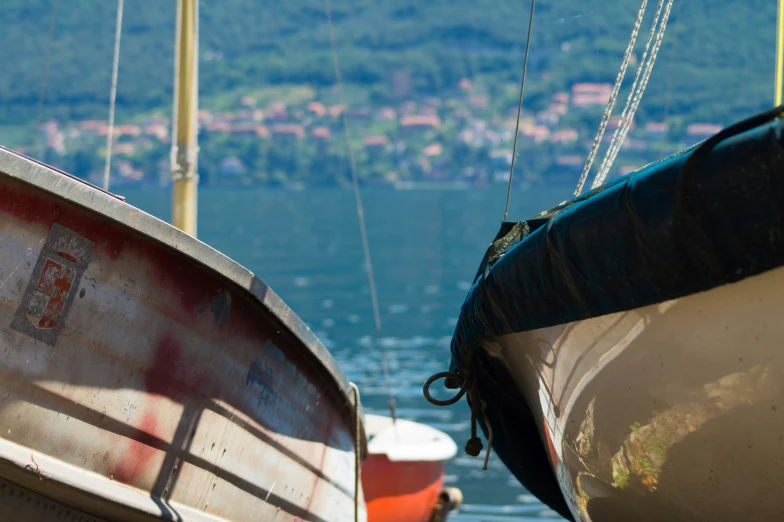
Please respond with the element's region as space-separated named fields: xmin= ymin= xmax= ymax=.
xmin=11 ymin=222 xmax=95 ymax=346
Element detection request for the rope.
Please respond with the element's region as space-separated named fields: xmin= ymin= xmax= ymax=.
xmin=574 ymin=0 xmax=649 ymax=197
xmin=324 ymin=0 xmax=397 ymax=423
xmin=593 ymin=0 xmax=671 ymax=187
xmin=594 ymin=0 xmax=673 ymax=187
xmin=424 ymin=369 xmax=494 ymax=468
xmin=503 ymin=0 xmax=536 ymax=222
xmin=349 ymin=382 xmax=361 ymax=522
xmin=423 ymin=371 xmax=469 ymax=406
xmin=481 ymin=401 xmax=494 ymax=470
xmin=658 ymin=0 xmax=682 ymax=151
xmin=103 ymin=0 xmax=125 ymax=191
xmin=34 ymin=0 xmax=60 ymax=158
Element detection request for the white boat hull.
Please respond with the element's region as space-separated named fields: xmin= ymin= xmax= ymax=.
xmin=488 ymin=264 xmax=784 ymax=521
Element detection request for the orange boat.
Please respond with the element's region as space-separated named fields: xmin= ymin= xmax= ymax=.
xmin=362 ymin=414 xmax=460 ymax=522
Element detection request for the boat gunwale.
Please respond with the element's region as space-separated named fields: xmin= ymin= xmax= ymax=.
xmin=0 ymin=145 xmax=367 ymax=454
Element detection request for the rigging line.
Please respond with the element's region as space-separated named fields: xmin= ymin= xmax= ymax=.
xmin=777 ymin=0 xmax=784 ymax=106
xmin=659 ymin=0 xmax=681 ymax=151
xmin=34 ymin=0 xmax=60 ymax=158
xmin=503 ymin=0 xmax=536 ymax=223
xmin=594 ymin=0 xmax=666 ymax=186
xmin=324 ymin=0 xmax=397 ymax=423
xmin=599 ymin=0 xmax=672 ymax=183
xmin=573 ymin=0 xmax=649 ymax=197
xmin=103 ymin=0 xmax=125 ymax=191
xmin=594 ymin=0 xmax=673 ymax=188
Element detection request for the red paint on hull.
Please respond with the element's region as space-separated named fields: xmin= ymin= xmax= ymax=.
xmin=0 ymin=182 xmax=127 ymax=260
xmin=144 ymin=335 xmax=185 ymax=398
xmin=362 ymin=455 xmax=445 ymax=522
xmin=111 ymin=411 xmax=161 ymax=484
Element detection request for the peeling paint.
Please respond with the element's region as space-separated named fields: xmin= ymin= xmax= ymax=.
xmin=210 ymin=290 xmax=232 ymax=327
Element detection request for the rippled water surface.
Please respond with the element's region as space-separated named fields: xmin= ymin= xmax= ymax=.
xmin=122 ymin=185 xmax=574 ymax=521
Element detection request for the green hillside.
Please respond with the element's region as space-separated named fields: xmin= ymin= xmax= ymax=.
xmin=0 ymin=0 xmax=778 ymax=126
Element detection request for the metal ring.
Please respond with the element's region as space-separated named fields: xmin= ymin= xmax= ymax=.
xmin=423 ymin=371 xmax=468 ymax=406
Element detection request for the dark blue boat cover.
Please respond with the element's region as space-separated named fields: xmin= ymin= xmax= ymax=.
xmin=445 ymin=106 xmax=784 ymax=520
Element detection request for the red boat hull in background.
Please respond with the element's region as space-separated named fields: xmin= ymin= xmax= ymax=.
xmin=363 ymin=455 xmax=446 ymax=522
xmin=361 ymin=414 xmax=459 ymax=522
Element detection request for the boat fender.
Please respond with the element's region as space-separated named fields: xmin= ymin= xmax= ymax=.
xmin=424 ymin=371 xmax=494 ymax=467
xmin=427 ymin=488 xmax=464 ymax=522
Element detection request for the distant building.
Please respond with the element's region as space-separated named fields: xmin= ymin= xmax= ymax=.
xmin=328 ymin=105 xmax=346 ymax=118
xmin=364 ymin=135 xmax=389 ymax=152
xmin=521 ymin=124 xmax=550 ymax=144
xmin=551 ymin=129 xmax=578 ymax=144
xmin=555 ymin=155 xmax=584 ymax=171
xmin=399 ymin=115 xmax=441 ymax=131
xmin=266 ymin=102 xmax=288 ymax=121
xmin=423 ymin=143 xmax=443 ymax=157
xmin=114 ymin=124 xmax=142 ymax=139
xmin=270 ymin=124 xmax=305 ymax=139
xmin=230 ymin=122 xmax=262 ymax=137
xmin=571 ymin=83 xmax=613 ymax=108
xmin=307 ymin=102 xmax=327 ymax=117
xmin=311 ymin=126 xmax=331 ymax=141
xmin=144 ymin=124 xmax=169 ymax=142
xmin=571 ymin=83 xmax=613 ymax=95
xmin=536 ymin=110 xmax=559 ymax=126
xmin=112 ymin=143 xmax=135 ymax=156
xmin=348 ymin=107 xmax=372 ymax=119
xmin=80 ymin=120 xmax=109 ymax=136
xmin=219 ymin=157 xmax=246 ymax=177
xmin=376 ymin=107 xmax=397 ymax=121
xmin=239 ymin=96 xmax=257 ymax=107
xmin=645 ymin=122 xmax=669 ymax=138
xmin=686 ymin=123 xmax=723 ymax=141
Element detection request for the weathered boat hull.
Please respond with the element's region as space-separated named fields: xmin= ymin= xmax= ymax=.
xmin=361 ymin=415 xmax=458 ymax=522
xmin=0 ymin=146 xmax=367 ymax=521
xmin=491 ymin=264 xmax=784 ymax=521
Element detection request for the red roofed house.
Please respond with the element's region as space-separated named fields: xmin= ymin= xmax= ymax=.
xmin=307 ymin=101 xmax=326 ymax=117
xmin=311 ymin=126 xmax=331 ymax=141
xmin=645 ymin=122 xmax=669 ymax=137
xmin=571 ymin=83 xmax=613 ymax=95
xmin=686 ymin=123 xmax=723 ymax=141
xmin=80 ymin=120 xmax=109 ymax=136
xmin=423 ymin=143 xmax=443 ymax=157
xmin=399 ymin=115 xmax=441 ymax=132
xmin=364 ymin=135 xmax=389 ymax=153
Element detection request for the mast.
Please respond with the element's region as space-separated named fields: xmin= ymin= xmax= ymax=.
xmin=170 ymin=0 xmax=199 ymax=236
xmin=777 ymin=0 xmax=784 ymax=105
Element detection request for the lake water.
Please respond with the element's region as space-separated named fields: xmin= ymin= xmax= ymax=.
xmin=121 ymin=184 xmax=575 ymax=522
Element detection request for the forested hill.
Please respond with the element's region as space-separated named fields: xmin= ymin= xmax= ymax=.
xmin=0 ymin=0 xmax=778 ymax=125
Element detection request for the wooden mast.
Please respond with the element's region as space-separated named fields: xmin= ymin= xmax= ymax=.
xmin=170 ymin=0 xmax=199 ymax=236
